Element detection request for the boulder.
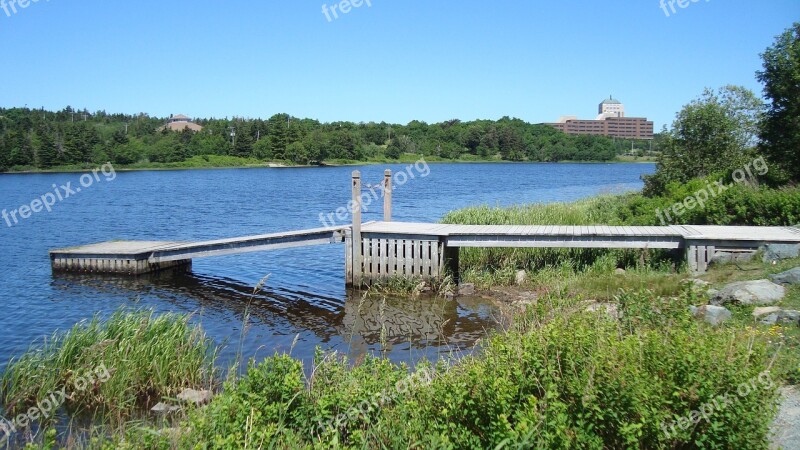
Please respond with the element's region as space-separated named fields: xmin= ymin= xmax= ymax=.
xmin=177 ymin=388 xmax=213 ymax=406
xmin=691 ymin=305 xmax=732 ymax=326
xmin=151 ymin=402 xmax=181 ymax=414
xmin=710 ymin=252 xmax=755 ymax=266
xmin=762 ymin=244 xmax=800 ymax=262
xmin=515 ymin=270 xmax=527 ymax=285
xmin=458 ymin=283 xmax=476 ymax=296
xmin=585 ymin=301 xmax=620 ymax=320
xmin=760 ymin=313 xmax=780 ymax=326
xmin=753 ymin=306 xmax=783 ymax=318
xmin=779 ymin=310 xmax=800 ymax=325
xmin=711 ymin=280 xmax=785 ymax=306
xmin=770 ymin=267 xmax=800 ymax=286
xmin=614 ymin=268 xmax=626 ymax=275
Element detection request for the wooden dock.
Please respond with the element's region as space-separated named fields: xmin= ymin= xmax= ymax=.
xmin=350 ymin=222 xmax=800 ymax=284
xmin=50 ymin=226 xmax=348 ymax=275
xmin=50 ymin=170 xmax=800 ymax=285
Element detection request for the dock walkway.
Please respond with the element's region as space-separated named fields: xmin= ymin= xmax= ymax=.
xmin=50 ymin=170 xmax=800 ymax=284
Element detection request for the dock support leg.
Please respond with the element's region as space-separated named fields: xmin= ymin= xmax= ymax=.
xmin=444 ymin=246 xmax=460 ymax=284
xmin=687 ymin=243 xmax=714 ymax=274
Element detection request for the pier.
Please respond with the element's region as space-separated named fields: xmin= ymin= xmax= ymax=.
xmin=51 ymin=170 xmax=800 ymax=285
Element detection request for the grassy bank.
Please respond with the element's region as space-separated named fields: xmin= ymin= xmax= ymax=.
xmin=5 ymin=287 xmax=781 ymax=449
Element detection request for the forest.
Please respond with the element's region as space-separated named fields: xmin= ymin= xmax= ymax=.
xmin=0 ymin=107 xmax=653 ymax=171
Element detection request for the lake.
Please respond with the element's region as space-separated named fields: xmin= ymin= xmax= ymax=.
xmin=0 ymin=162 xmax=654 ymax=372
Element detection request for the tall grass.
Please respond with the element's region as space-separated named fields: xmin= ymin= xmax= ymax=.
xmin=0 ymin=308 xmax=218 ymax=419
xmin=442 ymin=195 xmax=677 ymax=284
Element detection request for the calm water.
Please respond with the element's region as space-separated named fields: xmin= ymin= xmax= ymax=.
xmin=0 ymin=162 xmax=653 ymax=373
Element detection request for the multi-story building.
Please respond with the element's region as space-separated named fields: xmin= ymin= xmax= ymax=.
xmin=598 ymin=96 xmax=625 ymax=119
xmin=545 ymin=98 xmax=653 ymax=139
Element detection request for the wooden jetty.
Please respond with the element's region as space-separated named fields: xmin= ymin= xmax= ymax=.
xmin=51 ymin=170 xmax=800 ymax=286
xmin=51 ymin=226 xmax=348 ymax=275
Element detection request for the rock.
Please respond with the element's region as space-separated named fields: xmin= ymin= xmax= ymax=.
xmin=585 ymin=301 xmax=620 ymax=320
xmin=761 ymin=313 xmax=780 ymax=326
xmin=177 ymin=388 xmax=213 ymax=406
xmin=614 ymin=268 xmax=626 ymax=275
xmin=689 ymin=279 xmax=711 ymax=288
xmin=754 ymin=306 xmax=783 ymax=318
xmin=691 ymin=305 xmax=732 ymax=326
xmin=779 ymin=310 xmax=800 ymax=325
xmin=444 ymin=290 xmax=455 ymax=300
xmin=711 ymin=280 xmax=786 ymax=306
xmin=515 ymin=270 xmax=527 ymax=285
xmin=770 ymin=267 xmax=800 ymax=286
xmin=151 ymin=402 xmax=181 ymax=414
xmin=763 ymin=244 xmax=800 ymax=263
xmin=710 ymin=252 xmax=755 ymax=266
xmin=458 ymin=283 xmax=475 ymax=296
xmin=770 ymin=386 xmax=800 ymax=450
xmin=706 ymin=288 xmax=719 ymax=299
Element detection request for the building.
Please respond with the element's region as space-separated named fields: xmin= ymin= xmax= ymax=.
xmin=597 ymin=96 xmax=625 ymax=119
xmin=161 ymin=114 xmax=203 ymax=132
xmin=545 ymin=97 xmax=653 ymax=140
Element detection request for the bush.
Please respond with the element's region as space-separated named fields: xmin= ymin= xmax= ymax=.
xmin=120 ymin=291 xmax=779 ymax=449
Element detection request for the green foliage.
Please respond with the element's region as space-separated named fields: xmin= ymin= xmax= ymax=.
xmin=758 ymin=22 xmax=800 ymax=182
xmin=0 ymin=308 xmax=218 ymax=419
xmin=643 ymin=86 xmax=763 ymax=195
xmin=102 ymin=292 xmax=778 ymax=449
xmin=0 ymin=107 xmax=633 ymax=172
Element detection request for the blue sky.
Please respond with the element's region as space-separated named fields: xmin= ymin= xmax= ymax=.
xmin=0 ymin=1 xmax=797 ymax=129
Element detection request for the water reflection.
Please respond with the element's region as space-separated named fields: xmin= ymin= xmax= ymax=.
xmin=51 ymin=271 xmax=499 ymax=366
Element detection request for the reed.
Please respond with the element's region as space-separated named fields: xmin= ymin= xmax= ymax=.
xmin=0 ymin=308 xmax=218 ymax=419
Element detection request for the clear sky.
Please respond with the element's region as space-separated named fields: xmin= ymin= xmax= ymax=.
xmin=0 ymin=0 xmax=797 ymax=129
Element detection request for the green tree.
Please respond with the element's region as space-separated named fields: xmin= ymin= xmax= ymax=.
xmin=35 ymin=126 xmax=59 ymax=168
xmin=643 ymin=86 xmax=762 ymax=196
xmin=757 ymin=22 xmax=800 ymax=181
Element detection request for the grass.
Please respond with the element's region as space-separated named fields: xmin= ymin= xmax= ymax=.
xmin=90 ymin=289 xmax=781 ymax=449
xmin=0 ymin=308 xmax=218 ymax=421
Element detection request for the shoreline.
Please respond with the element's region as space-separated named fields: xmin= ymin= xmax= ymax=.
xmin=0 ymin=157 xmax=656 ymax=175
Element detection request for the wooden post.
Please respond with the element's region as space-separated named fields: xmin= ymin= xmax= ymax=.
xmin=383 ymin=169 xmax=392 ymax=222
xmin=444 ymin=246 xmax=460 ymax=284
xmin=351 ymin=171 xmax=362 ymax=285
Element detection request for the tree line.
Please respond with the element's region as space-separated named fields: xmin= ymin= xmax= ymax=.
xmin=0 ymin=108 xmax=640 ymax=171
